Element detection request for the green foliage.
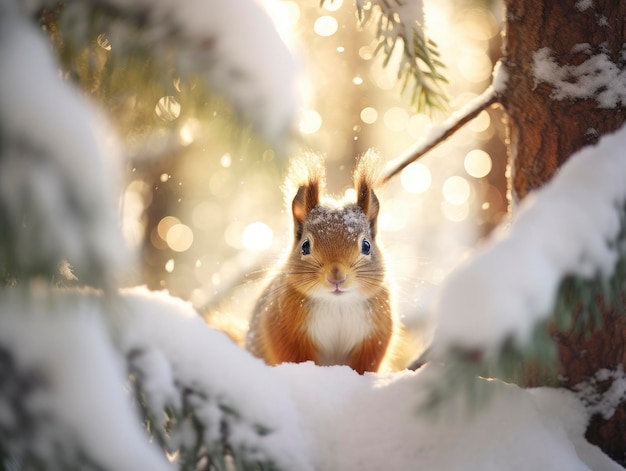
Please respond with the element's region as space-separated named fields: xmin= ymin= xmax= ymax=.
xmin=322 ymin=0 xmax=449 ymax=112
xmin=129 ymin=350 xmax=280 ymax=471
xmin=370 ymin=11 xmax=448 ymax=112
xmin=38 ymin=1 xmax=281 ymax=164
xmin=422 ymin=207 xmax=626 ymax=414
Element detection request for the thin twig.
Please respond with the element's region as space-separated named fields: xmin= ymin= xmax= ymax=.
xmin=383 ymin=89 xmax=501 ymax=184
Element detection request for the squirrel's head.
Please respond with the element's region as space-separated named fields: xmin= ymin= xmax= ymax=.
xmin=284 ymin=150 xmax=385 ymax=299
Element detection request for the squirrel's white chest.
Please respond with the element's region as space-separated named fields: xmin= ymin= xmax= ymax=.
xmin=306 ymin=297 xmax=374 ymax=366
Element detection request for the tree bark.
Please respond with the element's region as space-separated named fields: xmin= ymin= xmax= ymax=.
xmin=503 ymin=0 xmax=626 ymax=463
xmin=503 ymin=0 xmax=626 ymax=200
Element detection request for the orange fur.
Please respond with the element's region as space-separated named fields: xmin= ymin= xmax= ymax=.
xmin=246 ymin=151 xmax=395 ymax=374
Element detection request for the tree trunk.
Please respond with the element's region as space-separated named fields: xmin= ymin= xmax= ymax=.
xmin=502 ymin=0 xmax=626 ymax=463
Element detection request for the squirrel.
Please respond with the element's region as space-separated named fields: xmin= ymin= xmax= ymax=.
xmin=245 ymin=151 xmax=395 ymax=374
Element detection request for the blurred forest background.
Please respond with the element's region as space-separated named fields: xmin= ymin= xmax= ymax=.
xmin=50 ymin=0 xmax=507 ymax=363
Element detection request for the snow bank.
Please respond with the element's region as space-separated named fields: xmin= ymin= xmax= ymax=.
xmin=432 ymin=125 xmax=626 ymax=355
xmin=0 ymin=6 xmax=126 ymax=287
xmin=531 ymin=387 xmax=624 ymax=471
xmin=0 ymin=287 xmax=171 ymax=470
xmin=275 ymin=362 xmax=623 ymax=471
xmin=116 ymin=287 xmax=314 ymax=471
xmin=114 ymin=288 xmax=625 ymax=470
xmin=1 ymin=284 xmax=621 ymax=470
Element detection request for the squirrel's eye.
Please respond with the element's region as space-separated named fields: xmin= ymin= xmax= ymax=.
xmin=301 ymin=239 xmax=311 ymax=256
xmin=361 ymin=239 xmax=371 ymax=255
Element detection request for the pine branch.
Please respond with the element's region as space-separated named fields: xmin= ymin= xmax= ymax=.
xmin=370 ymin=7 xmax=448 ymax=113
xmin=322 ymin=0 xmax=448 ymax=113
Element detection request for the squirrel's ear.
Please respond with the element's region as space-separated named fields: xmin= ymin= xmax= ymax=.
xmin=356 ymin=181 xmax=380 ymax=237
xmin=286 ymin=153 xmax=326 ymax=239
xmin=354 ymin=149 xmax=382 ymax=236
xmin=292 ymin=180 xmax=320 ymax=238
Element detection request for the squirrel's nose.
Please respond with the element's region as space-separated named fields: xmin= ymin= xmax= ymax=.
xmin=327 ymin=266 xmax=347 ymax=287
xmin=327 ymin=276 xmax=346 ymax=287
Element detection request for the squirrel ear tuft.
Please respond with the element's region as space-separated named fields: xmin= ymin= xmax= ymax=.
xmin=354 ymin=149 xmax=383 ymax=236
xmin=292 ymin=181 xmax=321 ymax=238
xmin=286 ymin=153 xmax=326 ymax=239
xmin=356 ymin=181 xmax=380 ymax=236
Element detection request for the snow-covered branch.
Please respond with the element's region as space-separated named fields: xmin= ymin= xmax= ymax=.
xmin=0 ymin=5 xmax=126 ymax=287
xmin=0 ymin=288 xmax=170 ymax=470
xmin=354 ymin=0 xmax=447 ymax=111
xmin=26 ymin=0 xmax=298 ymax=147
xmin=383 ymin=61 xmax=507 ymax=183
xmin=430 ymin=124 xmax=626 ymax=358
xmin=116 ymin=287 xmax=314 ymax=471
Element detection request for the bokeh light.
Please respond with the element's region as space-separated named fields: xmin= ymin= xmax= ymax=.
xmin=314 ymin=15 xmax=338 ymax=36
xmin=401 ymin=162 xmax=432 ymax=194
xmin=179 ymin=119 xmax=201 ymax=145
xmin=299 ymin=109 xmax=323 ymax=134
xmin=242 ymin=222 xmax=274 ymax=251
xmin=358 ymin=45 xmax=374 ymax=60
xmin=468 ymin=110 xmax=491 ymax=133
xmin=442 ymin=176 xmax=471 ymax=205
xmin=220 ymin=153 xmax=232 ymax=168
xmin=166 ymin=224 xmax=194 ymax=252
xmin=464 ymin=149 xmax=492 ymax=178
xmin=158 ymin=216 xmax=180 ymax=240
xmin=360 ymin=107 xmax=378 ymax=124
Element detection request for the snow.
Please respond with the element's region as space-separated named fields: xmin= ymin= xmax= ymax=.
xmin=530 ymin=388 xmax=624 ymax=471
xmin=575 ymin=0 xmax=594 ymax=12
xmin=369 ymin=0 xmax=425 ymax=57
xmin=431 ymin=124 xmax=626 ymax=356
xmin=0 ymin=287 xmax=171 ymax=470
xmin=115 ymin=287 xmax=314 ymax=471
xmin=307 ymin=206 xmax=369 ymax=239
xmin=575 ymin=366 xmax=626 ymax=420
xmin=101 ymin=0 xmax=298 ymax=145
xmin=0 ymin=8 xmax=126 ymax=287
xmin=533 ymin=46 xmax=626 ymax=108
xmin=0 ymin=282 xmax=622 ymax=470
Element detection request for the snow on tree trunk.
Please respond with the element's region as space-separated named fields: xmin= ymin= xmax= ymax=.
xmin=503 ymin=0 xmax=626 ymax=463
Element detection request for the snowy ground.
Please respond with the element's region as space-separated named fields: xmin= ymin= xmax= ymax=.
xmin=2 ymin=284 xmax=622 ymax=471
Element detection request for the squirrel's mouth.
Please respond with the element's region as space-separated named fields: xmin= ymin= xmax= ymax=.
xmin=331 ymin=286 xmax=352 ymax=295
